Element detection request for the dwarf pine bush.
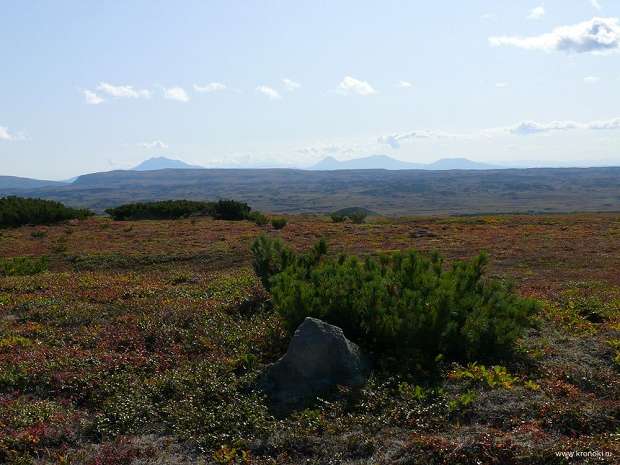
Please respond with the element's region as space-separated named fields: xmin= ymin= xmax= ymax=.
xmin=252 ymin=236 xmax=538 ymax=368
xmin=105 ymin=200 xmax=213 ymax=220
xmin=0 ymin=196 xmax=93 ymax=228
xmin=270 ymin=217 xmax=287 ymax=229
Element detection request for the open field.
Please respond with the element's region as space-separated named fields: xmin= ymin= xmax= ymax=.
xmin=1 ymin=213 xmax=619 ymax=464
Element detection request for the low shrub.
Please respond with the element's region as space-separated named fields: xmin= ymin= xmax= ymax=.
xmin=105 ymin=200 xmax=212 ymax=221
xmin=271 ymin=217 xmax=287 ymax=229
xmin=0 ymin=196 xmax=93 ymax=228
xmin=212 ymin=199 xmax=251 ymax=221
xmin=248 ymin=211 xmax=269 ymax=226
xmin=252 ymin=236 xmax=538 ymax=368
xmin=330 ymin=213 xmax=346 ymax=223
xmin=250 ymin=235 xmax=297 ymax=291
xmin=0 ymin=256 xmax=49 ymax=276
xmin=349 ymin=211 xmax=367 ymax=224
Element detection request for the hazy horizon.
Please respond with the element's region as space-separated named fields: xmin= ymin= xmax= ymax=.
xmin=2 ymin=1 xmax=620 ymax=179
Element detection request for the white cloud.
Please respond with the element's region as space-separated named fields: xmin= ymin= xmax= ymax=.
xmin=481 ymin=13 xmax=496 ymax=22
xmin=0 ymin=126 xmax=17 ymax=141
xmin=378 ymin=130 xmax=454 ymax=148
xmin=282 ymin=78 xmax=301 ymax=91
xmin=584 ymin=75 xmax=600 ymax=83
xmin=510 ymin=120 xmax=581 ymax=135
xmin=338 ymin=76 xmax=376 ymax=96
xmin=193 ymin=82 xmax=227 ymax=93
xmin=490 ymin=17 xmax=620 ymax=54
xmin=164 ymin=86 xmax=190 ymax=102
xmin=588 ymin=117 xmax=620 ymax=129
xmin=510 ymin=117 xmax=620 ymax=134
xmin=495 ymin=82 xmax=510 ymax=88
xmin=137 ymin=140 xmax=168 ymax=149
xmin=256 ymin=85 xmax=281 ymax=99
xmin=83 ymin=90 xmax=104 ymax=105
xmin=591 ymin=0 xmax=602 ymax=10
xmin=528 ymin=6 xmax=545 ymax=20
xmin=377 ymin=117 xmax=620 ymax=148
xmin=397 ymin=80 xmax=413 ymax=88
xmin=97 ymin=82 xmax=151 ymax=99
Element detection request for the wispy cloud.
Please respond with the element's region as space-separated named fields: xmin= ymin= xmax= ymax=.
xmin=0 ymin=126 xmax=18 ymax=141
xmin=528 ymin=6 xmax=545 ymax=20
xmin=591 ymin=0 xmax=602 ymax=10
xmin=490 ymin=17 xmax=620 ymax=54
xmin=495 ymin=82 xmax=510 ymax=88
xmin=164 ymin=86 xmax=190 ymax=102
xmin=82 ymin=89 xmax=104 ymax=105
xmin=338 ymin=76 xmax=376 ymax=96
xmin=193 ymin=82 xmax=227 ymax=93
xmin=97 ymin=82 xmax=151 ymax=99
xmin=397 ymin=80 xmax=413 ymax=88
xmin=377 ymin=117 xmax=620 ymax=148
xmin=509 ymin=120 xmax=581 ymax=135
xmin=137 ymin=140 xmax=168 ymax=149
xmin=256 ymin=85 xmax=281 ymax=99
xmin=378 ymin=130 xmax=458 ymax=149
xmin=282 ymin=78 xmax=301 ymax=91
xmin=584 ymin=75 xmax=600 ymax=83
xmin=510 ymin=117 xmax=620 ymax=134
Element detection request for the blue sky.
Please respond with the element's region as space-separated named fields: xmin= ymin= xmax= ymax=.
xmin=1 ymin=0 xmax=620 ymax=179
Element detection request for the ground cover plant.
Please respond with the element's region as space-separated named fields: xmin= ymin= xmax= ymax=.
xmin=0 ymin=213 xmax=618 ymax=464
xmin=0 ymin=196 xmax=93 ymax=228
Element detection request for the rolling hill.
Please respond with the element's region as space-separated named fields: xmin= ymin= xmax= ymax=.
xmin=2 ymin=167 xmax=619 ymax=216
xmin=0 ymin=175 xmax=67 ymax=190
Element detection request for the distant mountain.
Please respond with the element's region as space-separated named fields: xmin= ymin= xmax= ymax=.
xmin=311 ymin=155 xmax=424 ymax=170
xmin=0 ymin=175 xmax=66 ymax=190
xmin=425 ymin=158 xmax=501 ymax=170
xmin=132 ymin=157 xmax=204 ymax=171
xmin=310 ymin=155 xmax=500 ymax=170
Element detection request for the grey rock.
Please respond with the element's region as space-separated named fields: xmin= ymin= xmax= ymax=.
xmin=259 ymin=317 xmax=370 ymax=412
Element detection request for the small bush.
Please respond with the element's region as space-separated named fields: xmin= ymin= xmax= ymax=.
xmin=105 ymin=200 xmax=212 ymax=221
xmin=248 ymin=211 xmax=268 ymax=226
xmin=0 ymin=256 xmax=48 ymax=276
xmin=0 ymin=196 xmax=93 ymax=228
xmin=330 ymin=213 xmax=346 ymax=223
xmin=252 ymin=236 xmax=538 ymax=368
xmin=349 ymin=211 xmax=367 ymax=224
xmin=212 ymin=199 xmax=251 ymax=221
xmin=271 ymin=217 xmax=287 ymax=230
xmin=250 ymin=235 xmax=296 ymax=291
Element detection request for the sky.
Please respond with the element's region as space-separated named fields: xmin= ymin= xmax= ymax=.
xmin=1 ymin=0 xmax=620 ymax=179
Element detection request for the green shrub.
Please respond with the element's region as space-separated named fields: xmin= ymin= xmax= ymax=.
xmin=271 ymin=217 xmax=287 ymax=230
xmin=248 ymin=211 xmax=268 ymax=226
xmin=349 ymin=211 xmax=367 ymax=224
xmin=252 ymin=236 xmax=538 ymax=368
xmin=0 ymin=256 xmax=48 ymax=276
xmin=250 ymin=235 xmax=296 ymax=291
xmin=0 ymin=196 xmax=93 ymax=228
xmin=105 ymin=200 xmax=212 ymax=221
xmin=212 ymin=199 xmax=251 ymax=221
xmin=330 ymin=213 xmax=346 ymax=223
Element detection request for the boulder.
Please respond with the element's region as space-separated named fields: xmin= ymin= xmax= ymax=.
xmin=259 ymin=317 xmax=370 ymax=412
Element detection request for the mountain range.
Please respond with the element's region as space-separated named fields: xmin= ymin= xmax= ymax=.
xmin=309 ymin=155 xmax=500 ymax=170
